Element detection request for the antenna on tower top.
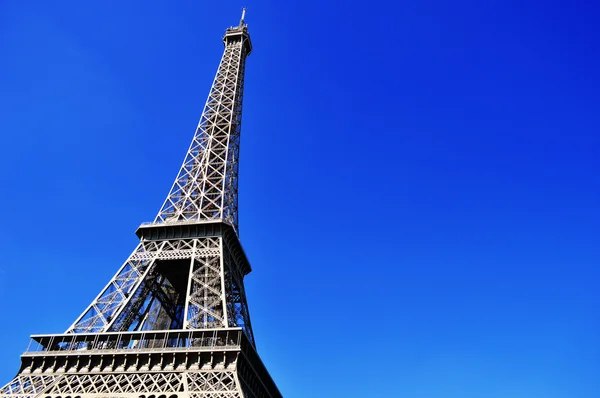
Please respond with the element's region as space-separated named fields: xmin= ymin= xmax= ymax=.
xmin=240 ymin=7 xmax=247 ymax=27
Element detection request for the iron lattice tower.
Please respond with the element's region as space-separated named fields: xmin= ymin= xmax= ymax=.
xmin=1 ymin=11 xmax=282 ymax=398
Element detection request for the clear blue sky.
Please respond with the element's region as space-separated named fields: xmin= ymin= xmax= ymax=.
xmin=0 ymin=1 xmax=598 ymax=397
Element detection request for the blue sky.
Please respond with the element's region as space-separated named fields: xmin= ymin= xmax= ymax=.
xmin=0 ymin=1 xmax=599 ymax=397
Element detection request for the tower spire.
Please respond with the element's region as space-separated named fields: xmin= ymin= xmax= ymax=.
xmin=240 ymin=7 xmax=246 ymax=27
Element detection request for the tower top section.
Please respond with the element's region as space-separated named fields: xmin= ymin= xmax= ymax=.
xmin=224 ymin=8 xmax=252 ymax=54
xmin=151 ymin=9 xmax=253 ymax=232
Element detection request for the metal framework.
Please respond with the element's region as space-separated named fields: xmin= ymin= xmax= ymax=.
xmin=155 ymin=13 xmax=249 ymax=232
xmin=1 ymin=10 xmax=281 ymax=398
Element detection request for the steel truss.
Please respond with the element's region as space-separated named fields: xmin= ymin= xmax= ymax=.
xmin=154 ymin=20 xmax=249 ymax=232
xmin=3 ymin=370 xmax=245 ymax=398
xmin=2 ymin=11 xmax=281 ymax=398
xmin=65 ymin=235 xmax=253 ymax=343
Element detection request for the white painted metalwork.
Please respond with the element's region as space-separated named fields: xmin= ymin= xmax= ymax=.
xmin=1 ymin=372 xmax=242 ymax=398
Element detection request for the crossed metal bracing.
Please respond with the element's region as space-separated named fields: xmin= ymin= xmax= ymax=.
xmin=155 ymin=34 xmax=248 ymax=233
xmin=67 ymin=237 xmax=253 ymax=342
xmin=0 ymin=371 xmax=244 ymax=398
xmin=222 ymin=240 xmax=252 ymax=337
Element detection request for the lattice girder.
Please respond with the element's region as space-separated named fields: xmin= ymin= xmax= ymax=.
xmin=155 ymin=29 xmax=250 ymax=232
xmin=67 ymin=235 xmax=252 ymax=338
xmin=1 ymin=372 xmax=243 ymax=398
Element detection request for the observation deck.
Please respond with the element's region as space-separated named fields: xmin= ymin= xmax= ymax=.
xmin=9 ymin=328 xmax=279 ymax=397
xmin=135 ymin=220 xmax=252 ymax=276
xmin=223 ymin=24 xmax=252 ymax=54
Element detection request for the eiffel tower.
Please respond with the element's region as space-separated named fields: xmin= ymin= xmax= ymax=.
xmin=1 ymin=10 xmax=282 ymax=398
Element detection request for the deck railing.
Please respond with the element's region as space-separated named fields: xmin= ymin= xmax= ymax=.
xmin=23 ymin=328 xmax=244 ymax=356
